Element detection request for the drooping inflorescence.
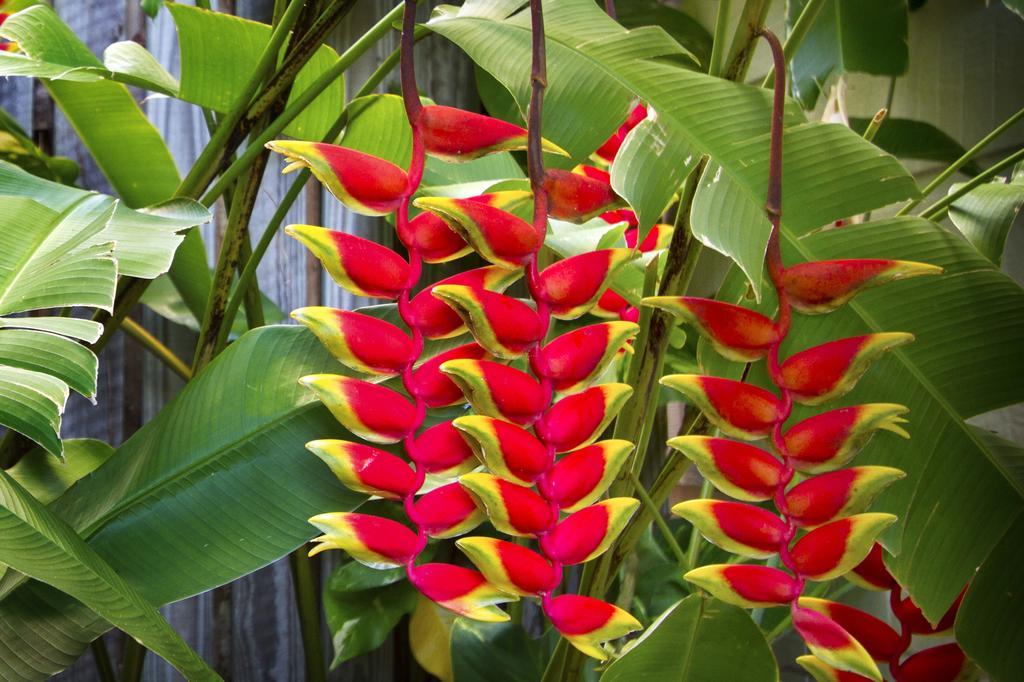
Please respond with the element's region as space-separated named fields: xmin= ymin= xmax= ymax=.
xmin=269 ymin=0 xmax=645 ymax=659
xmin=645 ymin=30 xmax=944 ymax=681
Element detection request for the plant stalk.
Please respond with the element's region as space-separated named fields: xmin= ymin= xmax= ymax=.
xmin=761 ymin=0 xmax=826 ymax=88
xmin=90 ymin=638 xmax=117 ymax=682
xmin=707 ymin=0 xmax=731 ymax=77
xmin=289 ymin=547 xmax=326 ymax=682
xmin=122 ymin=317 xmax=193 ymax=381
xmin=120 ymin=638 xmax=146 ymax=682
xmin=898 ymin=106 xmax=1024 ymax=215
xmin=723 ymin=0 xmax=771 ymax=83
xmin=201 ymin=3 xmax=407 ymax=207
xmin=862 ymin=107 xmax=888 ymax=143
xmin=919 ymin=146 xmax=1024 ymax=221
xmin=627 ymin=470 xmax=686 ymax=567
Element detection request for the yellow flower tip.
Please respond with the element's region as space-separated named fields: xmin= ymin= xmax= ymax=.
xmin=541 ymin=137 xmax=571 ymax=158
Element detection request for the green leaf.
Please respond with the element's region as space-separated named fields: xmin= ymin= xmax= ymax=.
xmin=690 ymin=123 xmax=919 ymax=297
xmin=706 ymin=217 xmax=1024 ymax=634
xmin=1003 ymin=0 xmax=1024 ymax=19
xmin=601 ymin=595 xmax=777 ymax=682
xmin=0 ymin=469 xmax=218 ymax=680
xmin=0 ymin=6 xmax=178 ymax=94
xmin=0 ymin=106 xmax=78 ymax=184
xmin=789 ymin=0 xmax=909 ymax=109
xmin=956 ymin=429 xmax=1024 ymax=682
xmin=948 ymin=164 xmax=1024 ymax=266
xmin=616 ymin=0 xmax=712 ymax=70
xmin=6 ymin=439 xmax=114 ymax=506
xmin=0 ymin=196 xmax=117 ymax=455
xmin=848 ymin=117 xmax=980 ymax=175
xmin=430 ymin=0 xmax=916 ymax=278
xmin=0 ymin=325 xmax=364 ymax=679
xmin=140 ymin=272 xmax=285 ymax=337
xmin=323 ymin=560 xmax=417 ymax=667
xmin=0 ymin=6 xmax=211 ymax=323
xmin=449 ymin=618 xmax=547 ymax=682
xmin=167 ymin=4 xmax=344 ymax=140
xmin=0 ymin=162 xmax=209 ymax=280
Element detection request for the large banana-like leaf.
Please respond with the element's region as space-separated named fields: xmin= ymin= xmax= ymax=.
xmin=0 ymin=470 xmax=218 ymax=680
xmin=704 ymin=217 xmax=1024 ymax=678
xmin=428 ymin=0 xmax=918 ymax=291
xmin=0 ymin=325 xmax=364 ymax=680
xmin=601 ymin=596 xmax=777 ymax=681
xmin=0 ymin=6 xmax=211 ymax=323
xmin=948 ymin=162 xmax=1024 ymax=266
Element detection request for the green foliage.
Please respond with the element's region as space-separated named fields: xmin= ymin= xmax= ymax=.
xmin=601 ymin=596 xmax=778 ymax=682
xmin=6 ymin=439 xmax=113 ymax=505
xmin=450 ymin=618 xmax=548 ymax=682
xmin=849 ymin=117 xmax=981 ymax=175
xmin=0 ymin=469 xmax=218 ymax=680
xmin=788 ymin=0 xmax=909 ymax=109
xmin=948 ymin=162 xmax=1024 ymax=265
xmin=0 ymin=326 xmax=363 ymax=679
xmin=0 ymin=106 xmax=77 ymax=184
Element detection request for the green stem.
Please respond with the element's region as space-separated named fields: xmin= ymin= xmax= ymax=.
xmin=627 ymin=470 xmax=686 ymax=567
xmin=177 ymin=0 xmax=309 ymax=199
xmin=761 ymin=0 xmax=826 ymax=88
xmin=897 ymin=106 xmax=1024 ymax=215
xmin=723 ymin=0 xmax=771 ymax=82
xmin=707 ymin=0 xmax=731 ymax=77
xmin=213 ymin=42 xmax=408 ymax=354
xmin=862 ymin=107 xmax=888 ymax=143
xmin=193 ymin=153 xmax=272 ymax=372
xmin=684 ymin=478 xmax=713 ymax=571
xmin=919 ymin=146 xmax=1024 ymax=221
xmin=289 ymin=547 xmax=326 ymax=682
xmin=201 ymin=3 xmax=407 ymax=207
xmin=120 ymin=638 xmax=146 ymax=682
xmin=122 ymin=317 xmax=193 ymax=381
xmin=90 ymin=639 xmax=116 ymax=682
xmin=92 ymin=277 xmax=151 ymax=354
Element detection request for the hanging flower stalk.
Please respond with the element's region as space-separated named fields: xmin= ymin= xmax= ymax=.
xmin=793 ymin=543 xmax=973 ymax=682
xmin=266 ymin=0 xmax=566 ymax=621
xmin=644 ymin=30 xmax=943 ymax=680
xmin=410 ymin=0 xmax=644 ymax=660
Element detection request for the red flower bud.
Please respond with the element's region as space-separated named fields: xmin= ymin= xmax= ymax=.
xmin=399 ymin=210 xmax=470 ymax=263
xmin=898 ymin=643 xmax=970 ymax=682
xmin=544 ymin=594 xmax=642 ymax=661
xmin=308 ymin=512 xmax=418 ymax=568
xmin=684 ymin=564 xmax=801 ymax=608
xmin=306 ymin=440 xmax=416 ymax=500
xmin=666 ymin=436 xmax=783 ymax=502
xmin=407 ymin=563 xmax=516 ymax=622
xmin=291 ymin=307 xmax=413 ymax=375
xmin=431 ymin=286 xmax=544 ymax=358
xmin=456 ymin=537 xmax=557 ymax=597
xmin=440 ymin=359 xmax=546 ymax=425
xmin=407 ymin=266 xmax=521 ymax=339
xmin=784 ymin=404 xmax=910 ymax=473
xmin=418 ymin=105 xmax=567 ymax=162
xmin=672 ymin=499 xmax=787 ymax=559
xmin=412 ymin=420 xmax=477 ymax=478
xmin=411 ymin=343 xmax=490 ymax=408
xmin=414 ymin=482 xmax=485 ymax=538
xmin=536 ymin=322 xmax=639 ymax=393
xmin=538 ymin=384 xmax=633 ymax=453
xmin=300 ymin=375 xmax=417 ymax=444
xmin=286 ymin=225 xmax=409 ymax=299
xmin=544 ymin=168 xmax=624 ymax=222
xmin=413 ymin=192 xmax=540 ymax=268
xmin=785 ymin=466 xmax=905 ymax=528
xmin=781 ymin=259 xmax=942 ymax=315
xmin=459 ymin=473 xmax=554 ymax=537
xmin=538 ymin=249 xmax=637 ymax=319
xmin=661 ymin=375 xmax=784 ymax=440
xmin=780 ymin=333 xmax=914 ymax=405
xmin=452 ymin=415 xmax=550 ymax=485
xmin=644 ymin=297 xmax=780 ymax=362
xmin=542 ymin=440 xmax=633 ymax=511
xmin=540 ymin=498 xmax=639 ymax=565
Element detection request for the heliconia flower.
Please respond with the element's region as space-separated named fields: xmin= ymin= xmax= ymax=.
xmin=601 ymin=208 xmax=639 ymax=227
xmin=452 ymin=415 xmax=550 ymax=485
xmin=267 ymin=141 xmax=407 ymax=216
xmin=784 ymin=404 xmax=910 ymax=473
xmin=412 ymin=420 xmax=478 ymax=478
xmin=780 ymin=259 xmax=943 ymax=315
xmin=407 ymin=563 xmax=516 ymax=622
xmin=537 ymin=249 xmax=637 ymax=319
xmin=459 ymin=473 xmax=554 ymax=537
xmin=537 ymin=383 xmax=634 ymax=453
xmin=796 ymin=656 xmax=875 ymax=682
xmin=798 ymin=598 xmax=902 ymax=662
xmin=305 ymin=440 xmax=416 ymax=500
xmin=398 ymin=210 xmax=471 ymax=263
xmin=413 ymin=482 xmax=486 ymax=538
xmin=300 ymin=374 xmax=417 ymax=444
xmin=534 ymin=322 xmax=639 ymax=393
xmin=791 ymin=607 xmax=883 ymax=681
xmin=544 ymin=594 xmax=643 ymax=661
xmin=291 ymin=307 xmax=413 ymax=376
xmin=541 ymin=440 xmax=634 ymax=511
xmin=785 ymin=466 xmax=905 ymax=528
xmin=286 ymin=225 xmax=409 ymax=299
xmin=672 ymin=499 xmax=787 ymax=559
xmin=544 ymin=168 xmax=624 ymax=222
xmin=846 ymin=542 xmax=897 ymax=592
xmin=660 ymin=375 xmax=784 ymax=440
xmin=892 ymin=589 xmax=964 ymax=636
xmin=592 ymin=288 xmax=632 ymax=319
xmin=791 ymin=513 xmax=897 ymax=581
xmin=593 ymin=103 xmax=648 ymax=164
xmin=540 ymin=498 xmax=639 ymax=565
xmin=431 ymin=286 xmax=544 ymax=358
xmin=418 ymin=105 xmax=567 ymax=162
xmin=666 ymin=436 xmax=783 ymax=502
xmin=573 ymin=164 xmax=611 ymax=183
xmin=413 ymin=192 xmax=540 ymax=268
xmin=643 ymin=297 xmax=780 ymax=362
xmin=440 ymin=359 xmax=546 ymax=425
xmin=625 ymin=224 xmax=674 ymax=252
xmin=407 ymin=266 xmax=522 ymax=339
xmin=897 ymin=643 xmax=970 ymax=682
xmin=411 ymin=343 xmax=490 ymax=408
xmin=780 ymin=333 xmax=914 ymax=405
xmin=456 ymin=537 xmax=557 ymax=597
xmin=308 ymin=512 xmax=419 ymax=568
xmin=683 ymin=564 xmax=801 ymax=608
